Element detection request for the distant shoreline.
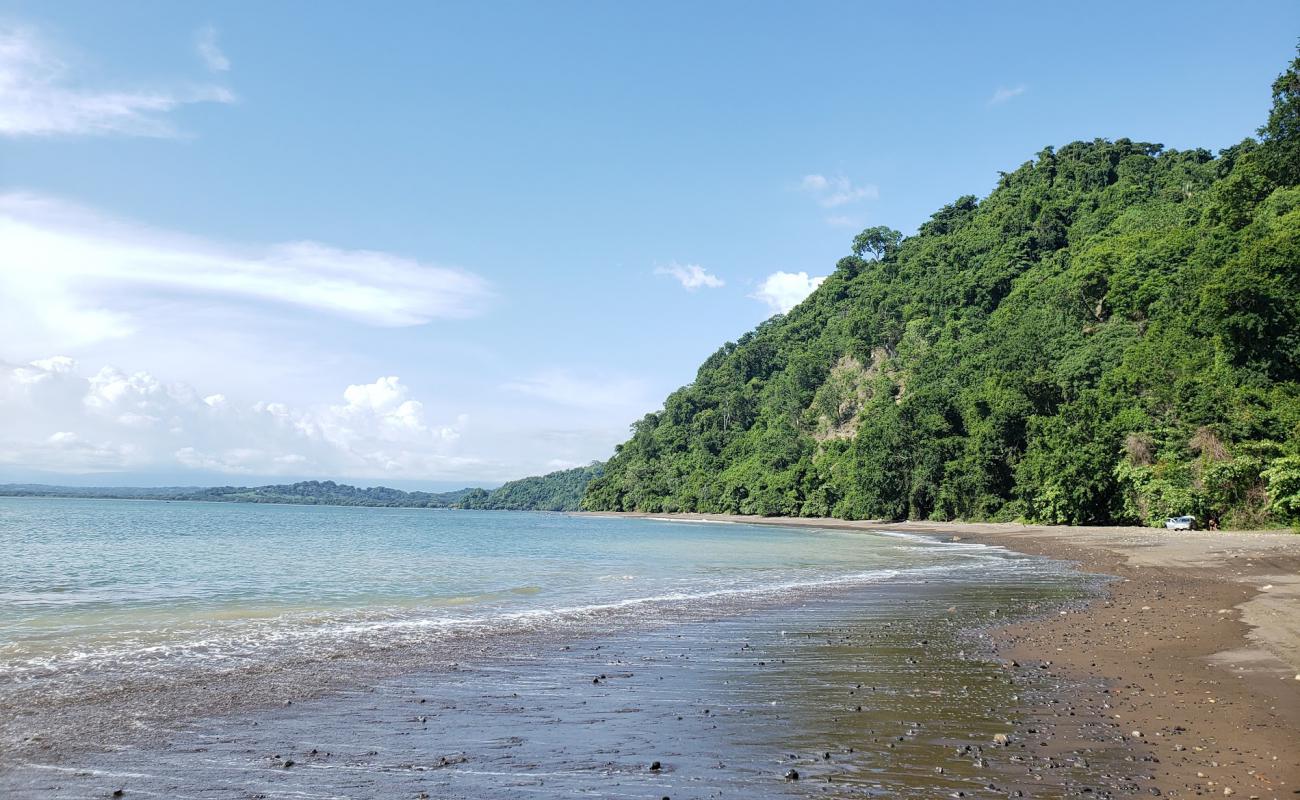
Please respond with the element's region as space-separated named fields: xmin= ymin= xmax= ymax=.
xmin=0 ymin=465 xmax=600 ymax=512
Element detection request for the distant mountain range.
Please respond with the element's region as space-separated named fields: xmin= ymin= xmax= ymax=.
xmin=0 ymin=464 xmax=604 ymax=512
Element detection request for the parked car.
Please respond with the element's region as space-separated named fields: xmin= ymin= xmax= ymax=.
xmin=1164 ymin=515 xmax=1195 ymax=530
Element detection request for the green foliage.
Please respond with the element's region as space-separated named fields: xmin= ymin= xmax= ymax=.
xmin=458 ymin=463 xmax=604 ymax=512
xmin=1264 ymin=455 xmax=1300 ymax=524
xmin=2 ymin=468 xmax=606 ymax=513
xmin=852 ymin=226 xmax=903 ymax=261
xmin=0 ymin=480 xmax=476 ymax=508
xmin=584 ymin=49 xmax=1300 ymax=528
xmin=1258 ymin=41 xmax=1300 ymax=186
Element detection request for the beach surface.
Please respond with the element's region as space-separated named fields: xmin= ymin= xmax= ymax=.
xmin=4 ymin=502 xmax=1297 ymax=798
xmin=0 ymin=501 xmax=1097 ymax=798
xmin=590 ymin=513 xmax=1300 ymax=797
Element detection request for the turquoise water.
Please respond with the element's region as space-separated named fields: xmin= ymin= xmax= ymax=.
xmin=0 ymin=497 xmax=1101 ymax=797
xmin=0 ymin=498 xmax=1068 ymax=743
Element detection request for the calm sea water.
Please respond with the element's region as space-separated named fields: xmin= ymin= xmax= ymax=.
xmin=0 ymin=498 xmax=1103 ymax=798
xmin=0 ymin=498 xmax=1052 ymax=685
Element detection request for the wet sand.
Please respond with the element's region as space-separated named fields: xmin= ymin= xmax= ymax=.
xmin=4 ymin=569 xmax=1109 ymax=799
xmin=592 ymin=513 xmax=1300 ymax=798
xmin=5 ymin=516 xmax=1296 ymax=798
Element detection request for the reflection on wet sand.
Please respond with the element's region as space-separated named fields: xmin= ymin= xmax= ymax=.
xmin=5 ymin=575 xmax=1136 ymax=799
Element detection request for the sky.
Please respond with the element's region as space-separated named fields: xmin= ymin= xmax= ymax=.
xmin=1 ymin=1 xmax=1297 ymax=489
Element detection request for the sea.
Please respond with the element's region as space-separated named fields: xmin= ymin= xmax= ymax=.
xmin=0 ymin=497 xmax=1103 ymax=798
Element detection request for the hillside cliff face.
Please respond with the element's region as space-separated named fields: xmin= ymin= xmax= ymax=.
xmin=583 ymin=53 xmax=1300 ymax=527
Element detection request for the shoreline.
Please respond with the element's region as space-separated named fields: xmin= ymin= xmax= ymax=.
xmin=585 ymin=511 xmax=1300 ymax=796
xmin=2 ymin=541 xmax=1110 ymax=799
xmin=5 ymin=508 xmax=1296 ymax=797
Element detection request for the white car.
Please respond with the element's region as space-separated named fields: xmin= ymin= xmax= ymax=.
xmin=1164 ymin=515 xmax=1195 ymax=530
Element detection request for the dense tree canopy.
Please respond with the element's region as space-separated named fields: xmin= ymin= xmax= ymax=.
xmin=583 ymin=50 xmax=1300 ymax=529
xmin=459 ymin=463 xmax=604 ymax=512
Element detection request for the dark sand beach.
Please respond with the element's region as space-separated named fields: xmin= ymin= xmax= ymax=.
xmin=4 ymin=515 xmax=1296 ymax=799
xmin=6 ymin=569 xmax=1111 ymax=799
xmin=594 ymin=514 xmax=1300 ymax=798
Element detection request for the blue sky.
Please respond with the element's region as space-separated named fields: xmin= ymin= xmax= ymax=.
xmin=1 ymin=1 xmax=1297 ymax=488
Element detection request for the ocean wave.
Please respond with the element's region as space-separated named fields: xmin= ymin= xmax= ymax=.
xmin=0 ymin=553 xmax=1049 ymax=687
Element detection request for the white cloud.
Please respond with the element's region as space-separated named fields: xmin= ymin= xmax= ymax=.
xmin=0 ymin=24 xmax=235 ymax=138
xmin=0 ymin=192 xmax=491 ymax=354
xmin=0 ymin=356 xmax=655 ymax=483
xmin=988 ymin=85 xmax=1027 ymax=106
xmin=0 ymin=358 xmax=477 ymax=478
xmin=654 ymin=262 xmax=724 ymax=290
xmin=800 ymin=174 xmax=879 ymax=208
xmin=751 ymin=271 xmax=826 ymax=314
xmin=825 ymin=214 xmax=862 ymax=228
xmin=195 ymin=25 xmax=230 ymax=72
xmin=800 ymin=174 xmax=830 ymax=191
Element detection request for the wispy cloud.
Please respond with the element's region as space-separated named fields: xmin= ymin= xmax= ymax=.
xmin=751 ymin=271 xmax=826 ymax=315
xmin=799 ymin=174 xmax=879 ymax=208
xmin=988 ymin=84 xmax=1027 ymax=106
xmin=0 ymin=192 xmax=492 ymax=353
xmin=654 ymin=262 xmax=724 ymax=290
xmin=195 ymin=25 xmax=230 ymax=72
xmin=0 ymin=24 xmax=234 ymax=137
xmin=503 ymin=369 xmax=650 ymax=412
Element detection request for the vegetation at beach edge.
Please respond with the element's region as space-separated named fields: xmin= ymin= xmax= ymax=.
xmin=583 ymin=48 xmax=1300 ymax=529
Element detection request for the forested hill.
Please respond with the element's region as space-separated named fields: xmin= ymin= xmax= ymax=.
xmin=459 ymin=463 xmax=604 ymax=512
xmin=583 ymin=51 xmax=1300 ymax=528
xmin=0 ymin=481 xmax=477 ymax=508
xmin=0 ymin=466 xmax=606 ymax=512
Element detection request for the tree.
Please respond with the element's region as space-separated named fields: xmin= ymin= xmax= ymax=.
xmin=852 ymin=226 xmax=903 ymax=260
xmin=583 ymin=51 xmax=1300 ymax=529
xmin=1258 ymin=42 xmax=1300 ymax=186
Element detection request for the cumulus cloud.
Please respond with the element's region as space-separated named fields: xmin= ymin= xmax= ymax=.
xmin=195 ymin=25 xmax=229 ymax=72
xmin=0 ymin=192 xmax=491 ymax=353
xmin=0 ymin=24 xmax=235 ymax=137
xmin=988 ymin=84 xmax=1027 ymax=106
xmin=654 ymin=262 xmax=724 ymax=290
xmin=800 ymin=174 xmax=879 ymax=208
xmin=751 ymin=271 xmax=826 ymax=314
xmin=0 ymin=358 xmax=476 ymax=478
